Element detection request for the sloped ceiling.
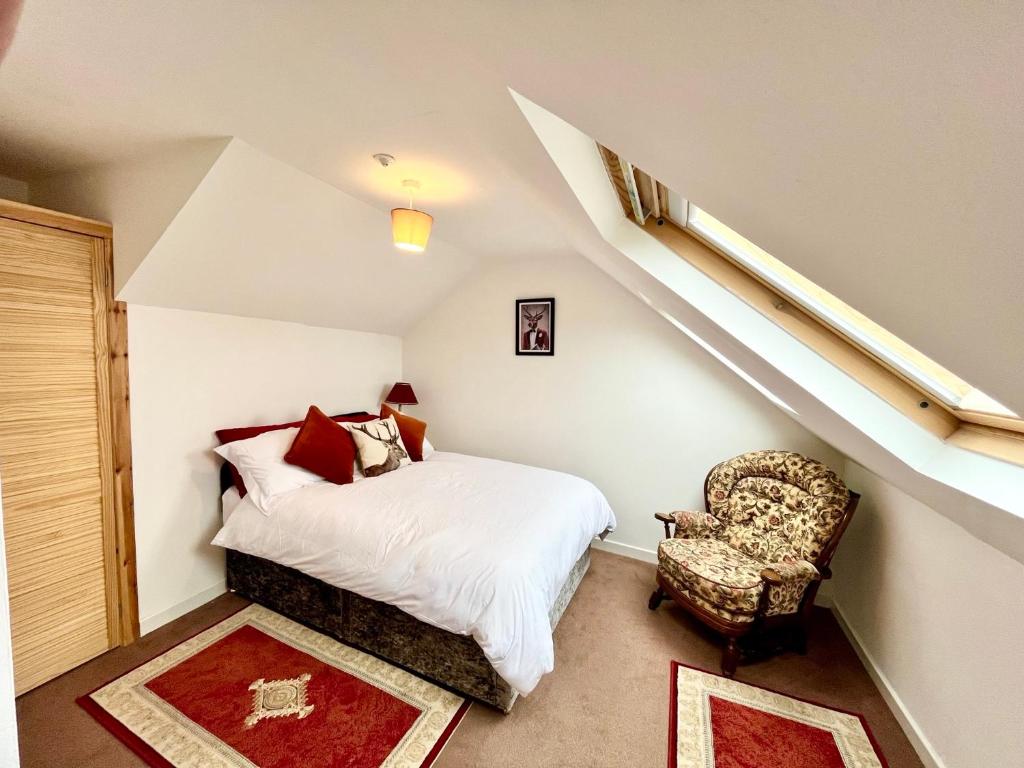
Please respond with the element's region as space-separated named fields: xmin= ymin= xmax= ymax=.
xmin=28 ymin=139 xmax=229 ymax=294
xmin=118 ymin=138 xmax=478 ymax=335
xmin=514 ymin=90 xmax=1024 ymax=566
xmin=0 ymin=2 xmax=1021 ymax=411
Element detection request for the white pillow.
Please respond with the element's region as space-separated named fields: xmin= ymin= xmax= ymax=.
xmin=421 ymin=436 xmax=435 ymax=459
xmin=214 ymin=427 xmax=322 ymax=514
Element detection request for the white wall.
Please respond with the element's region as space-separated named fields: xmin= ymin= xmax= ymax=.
xmin=0 ymin=174 xmax=28 ymax=203
xmin=830 ymin=462 xmax=1024 ymax=768
xmin=128 ymin=305 xmax=401 ymax=633
xmin=404 ymin=253 xmax=841 ymax=559
xmin=0 ymin=480 xmax=20 ymax=766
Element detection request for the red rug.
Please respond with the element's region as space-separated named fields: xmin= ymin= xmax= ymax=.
xmin=669 ymin=661 xmax=888 ymax=768
xmin=80 ymin=605 xmax=469 ymax=767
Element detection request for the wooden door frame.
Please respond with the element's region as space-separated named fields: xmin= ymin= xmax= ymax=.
xmin=0 ymin=199 xmax=139 ymax=645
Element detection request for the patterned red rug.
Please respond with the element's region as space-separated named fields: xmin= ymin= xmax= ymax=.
xmin=79 ymin=605 xmax=469 ymax=767
xmin=669 ymin=661 xmax=888 ymax=768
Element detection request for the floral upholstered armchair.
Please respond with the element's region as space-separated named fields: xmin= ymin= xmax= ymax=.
xmin=648 ymin=450 xmax=859 ymax=676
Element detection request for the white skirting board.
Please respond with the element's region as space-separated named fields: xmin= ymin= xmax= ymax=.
xmin=595 ymin=535 xmax=943 ymax=768
xmin=592 ymin=537 xmax=657 ymax=563
xmin=139 ymin=580 xmax=227 ymax=636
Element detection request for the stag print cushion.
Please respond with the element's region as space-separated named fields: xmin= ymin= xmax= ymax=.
xmin=380 ymin=403 xmax=427 ymax=462
xmin=347 ymin=416 xmax=413 ymax=477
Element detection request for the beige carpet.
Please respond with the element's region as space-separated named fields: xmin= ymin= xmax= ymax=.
xmin=16 ymin=549 xmax=924 ymax=767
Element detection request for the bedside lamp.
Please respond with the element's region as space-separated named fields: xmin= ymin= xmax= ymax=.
xmin=384 ymin=382 xmax=418 ymax=412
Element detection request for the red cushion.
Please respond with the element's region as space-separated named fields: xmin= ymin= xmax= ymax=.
xmin=379 ymin=404 xmax=427 ymax=462
xmin=216 ymin=411 xmax=376 ymax=496
xmin=283 ymin=406 xmax=358 ymax=485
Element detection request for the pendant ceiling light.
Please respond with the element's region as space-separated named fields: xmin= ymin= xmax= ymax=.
xmin=391 ymin=178 xmax=432 ymax=253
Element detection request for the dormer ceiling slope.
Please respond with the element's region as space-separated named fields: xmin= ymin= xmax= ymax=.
xmin=513 ymin=89 xmax=1024 ymax=567
xmin=118 ymin=138 xmax=480 ymax=336
xmin=1 ymin=2 xmax=1021 ymax=403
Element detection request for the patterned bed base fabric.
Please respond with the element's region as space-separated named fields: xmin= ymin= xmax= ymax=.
xmin=226 ymin=547 xmax=592 ymax=712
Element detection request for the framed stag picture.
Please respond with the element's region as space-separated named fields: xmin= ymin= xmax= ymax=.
xmin=516 ymin=298 xmax=555 ymax=356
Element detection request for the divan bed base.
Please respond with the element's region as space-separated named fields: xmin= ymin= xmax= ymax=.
xmin=226 ymin=546 xmax=591 ymax=712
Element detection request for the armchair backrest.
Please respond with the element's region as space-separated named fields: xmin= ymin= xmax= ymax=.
xmin=704 ymin=450 xmax=851 ymax=565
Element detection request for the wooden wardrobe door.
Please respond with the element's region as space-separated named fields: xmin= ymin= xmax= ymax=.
xmin=0 ymin=216 xmax=117 ymax=694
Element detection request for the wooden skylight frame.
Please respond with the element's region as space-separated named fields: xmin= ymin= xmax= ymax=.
xmin=598 ymin=144 xmax=1024 ymax=464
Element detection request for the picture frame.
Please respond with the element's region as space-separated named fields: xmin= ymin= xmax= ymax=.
xmin=516 ymin=298 xmax=555 ymax=356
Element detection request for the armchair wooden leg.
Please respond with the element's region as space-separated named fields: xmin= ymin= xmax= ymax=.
xmin=722 ymin=638 xmax=740 ymax=677
xmin=793 ymin=627 xmax=808 ymax=655
xmin=648 ymin=586 xmax=666 ymax=610
xmin=795 ymin=596 xmax=815 ymax=654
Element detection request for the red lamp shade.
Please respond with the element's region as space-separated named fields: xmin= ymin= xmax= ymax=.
xmin=384 ymin=382 xmax=418 ymax=406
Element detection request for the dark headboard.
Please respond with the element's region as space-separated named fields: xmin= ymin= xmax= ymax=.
xmin=219 ymin=461 xmax=234 ymax=495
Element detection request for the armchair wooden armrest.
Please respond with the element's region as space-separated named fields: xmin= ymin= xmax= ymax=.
xmin=654 ymin=512 xmax=675 ymax=539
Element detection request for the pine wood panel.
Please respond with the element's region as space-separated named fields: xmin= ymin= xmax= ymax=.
xmin=0 ymin=320 xmax=96 ymax=348
xmin=6 ymin=530 xmax=104 ymax=587
xmin=598 ymin=144 xmax=633 ymax=217
xmin=89 ymin=235 xmax=121 ymax=645
xmin=641 ymin=218 xmax=962 ymax=439
xmin=949 ymin=423 xmax=1024 ymax=466
xmin=0 ymin=395 xmax=99 ymax=423
xmin=0 ymin=199 xmax=112 ymax=239
xmin=108 ymin=294 xmax=140 ymax=641
xmin=2 ymin=497 xmax=102 ymax=538
xmin=0 ymin=216 xmax=115 ymax=694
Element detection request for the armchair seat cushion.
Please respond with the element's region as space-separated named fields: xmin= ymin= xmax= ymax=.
xmin=658 ymin=538 xmax=821 ymax=623
xmin=658 ymin=538 xmax=764 ymax=620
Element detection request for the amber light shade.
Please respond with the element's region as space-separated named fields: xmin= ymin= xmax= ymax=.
xmin=384 ymin=382 xmax=418 ymax=407
xmin=391 ymin=208 xmax=433 ymax=253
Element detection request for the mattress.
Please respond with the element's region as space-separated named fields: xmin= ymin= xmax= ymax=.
xmin=212 ymin=451 xmax=616 ymax=694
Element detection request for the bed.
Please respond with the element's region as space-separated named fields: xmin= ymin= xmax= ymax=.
xmin=211 ymin=450 xmax=616 ymax=711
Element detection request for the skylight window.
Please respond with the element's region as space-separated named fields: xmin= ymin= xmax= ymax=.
xmin=682 ymin=205 xmax=1017 ymax=420
xmin=599 ymin=143 xmax=1019 ymax=428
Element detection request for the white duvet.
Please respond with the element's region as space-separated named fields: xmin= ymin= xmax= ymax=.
xmin=211 ymin=451 xmax=616 ymax=695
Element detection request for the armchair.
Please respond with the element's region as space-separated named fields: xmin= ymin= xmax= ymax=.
xmin=648 ymin=451 xmax=859 ymax=676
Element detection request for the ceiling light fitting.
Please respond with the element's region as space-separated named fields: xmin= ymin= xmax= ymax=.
xmin=391 ymin=178 xmax=433 ymax=254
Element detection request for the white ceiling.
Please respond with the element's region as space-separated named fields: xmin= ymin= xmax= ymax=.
xmin=1 ymin=2 xmax=1022 ymax=412
xmin=119 ymin=138 xmax=480 ymax=336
